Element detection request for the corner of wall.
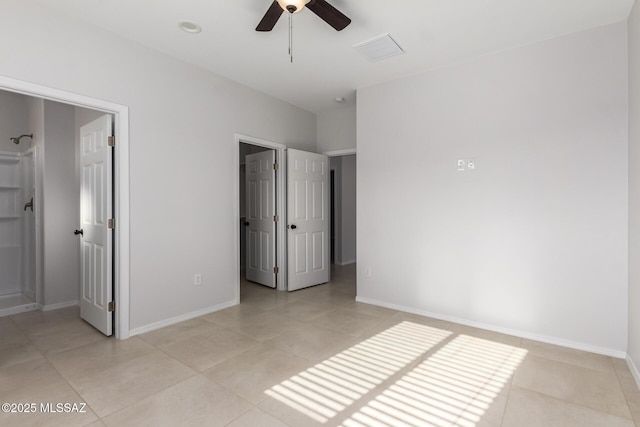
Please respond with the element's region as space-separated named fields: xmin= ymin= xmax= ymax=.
xmin=317 ymin=106 xmax=357 ymax=154
xmin=628 ymin=0 xmax=640 ymax=383
xmin=627 ymin=354 xmax=640 ymax=390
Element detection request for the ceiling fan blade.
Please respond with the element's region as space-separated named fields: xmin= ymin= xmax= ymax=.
xmin=306 ymin=0 xmax=351 ymax=31
xmin=256 ymin=1 xmax=283 ymax=32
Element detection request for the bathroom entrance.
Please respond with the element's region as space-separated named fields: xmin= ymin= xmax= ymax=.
xmin=0 ymin=88 xmax=117 ymax=336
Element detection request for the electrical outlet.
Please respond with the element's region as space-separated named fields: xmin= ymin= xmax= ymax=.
xmin=365 ymin=267 xmax=372 ymax=277
xmin=194 ymin=273 xmax=202 ymax=286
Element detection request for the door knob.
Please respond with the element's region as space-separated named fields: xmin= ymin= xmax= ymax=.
xmin=74 ymin=229 xmax=83 ymax=236
xmin=290 ymin=224 xmax=297 ymax=229
xmin=244 ymin=221 xmax=250 ymax=226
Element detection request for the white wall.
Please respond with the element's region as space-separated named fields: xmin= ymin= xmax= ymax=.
xmin=317 ymin=106 xmax=357 ymax=153
xmin=0 ymin=1 xmax=317 ymax=330
xmin=357 ymin=23 xmax=628 ymax=354
xmin=628 ymin=0 xmax=640 ymax=379
xmin=0 ymin=90 xmax=28 ymax=153
xmin=42 ymin=101 xmax=78 ymax=307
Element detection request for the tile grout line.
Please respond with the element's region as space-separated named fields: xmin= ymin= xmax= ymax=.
xmin=611 ymin=357 xmax=640 ymax=426
xmin=496 ymin=336 xmax=524 ymax=427
xmin=7 ymin=312 xmax=103 ymax=424
xmin=94 ymin=337 xmax=200 ymax=423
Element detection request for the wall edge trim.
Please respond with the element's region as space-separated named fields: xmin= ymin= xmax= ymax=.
xmin=128 ymin=300 xmax=237 ymax=337
xmin=627 ymin=355 xmax=640 ymax=390
xmin=41 ymin=300 xmax=78 ymax=312
xmin=355 ymin=296 xmax=627 ymax=358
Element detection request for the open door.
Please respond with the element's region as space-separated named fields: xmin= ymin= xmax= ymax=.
xmin=78 ymin=115 xmax=113 ymax=336
xmin=21 ymin=149 xmax=37 ymax=302
xmin=287 ymin=149 xmax=329 ymax=291
xmin=245 ymin=150 xmax=277 ymax=288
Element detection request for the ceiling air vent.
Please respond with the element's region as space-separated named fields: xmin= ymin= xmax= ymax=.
xmin=353 ymin=33 xmax=404 ymax=62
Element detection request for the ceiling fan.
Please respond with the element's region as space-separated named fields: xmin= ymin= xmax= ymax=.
xmin=256 ymin=0 xmax=351 ymax=32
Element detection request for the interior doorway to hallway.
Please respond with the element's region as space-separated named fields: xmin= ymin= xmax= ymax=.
xmin=235 ymin=135 xmax=335 ymax=297
xmin=329 ymin=153 xmax=356 ymax=267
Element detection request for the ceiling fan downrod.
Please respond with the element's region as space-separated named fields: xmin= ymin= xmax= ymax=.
xmin=288 ymin=6 xmax=295 ymax=63
xmin=256 ymin=0 xmax=351 ymax=62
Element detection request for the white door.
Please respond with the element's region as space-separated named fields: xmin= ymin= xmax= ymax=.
xmin=21 ymin=149 xmax=36 ymax=301
xmin=79 ymin=115 xmax=113 ymax=336
xmin=287 ymin=149 xmax=329 ymax=291
xmin=245 ymin=150 xmax=277 ymax=288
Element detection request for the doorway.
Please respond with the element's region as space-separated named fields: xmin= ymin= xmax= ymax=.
xmin=0 ymin=92 xmax=114 ymax=333
xmin=235 ymin=134 xmax=287 ymax=302
xmin=239 ymin=142 xmax=277 ymax=288
xmin=328 ymin=153 xmax=356 ymax=267
xmin=0 ymin=75 xmax=130 ymax=339
xmin=235 ymin=135 xmax=336 ymax=299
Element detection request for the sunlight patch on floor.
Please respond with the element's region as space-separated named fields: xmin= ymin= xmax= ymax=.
xmin=265 ymin=321 xmax=452 ymax=423
xmin=341 ymin=334 xmax=528 ymax=427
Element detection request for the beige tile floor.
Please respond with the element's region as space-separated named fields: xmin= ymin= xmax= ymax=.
xmin=1 ymin=263 xmax=639 ymax=426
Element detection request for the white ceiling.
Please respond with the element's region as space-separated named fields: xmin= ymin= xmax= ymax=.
xmin=33 ymin=0 xmax=634 ymax=114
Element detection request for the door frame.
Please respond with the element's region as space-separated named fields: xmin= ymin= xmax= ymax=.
xmin=324 ymin=148 xmax=357 ymax=268
xmin=323 ymin=149 xmax=357 ymax=157
xmin=234 ymin=134 xmax=287 ymax=295
xmin=0 ymin=75 xmax=130 ymax=339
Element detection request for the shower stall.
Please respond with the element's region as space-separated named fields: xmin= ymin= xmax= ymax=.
xmin=0 ymin=147 xmax=38 ymax=316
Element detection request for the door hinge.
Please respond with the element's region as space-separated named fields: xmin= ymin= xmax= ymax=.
xmin=108 ymin=218 xmax=115 ymax=229
xmin=108 ymin=136 xmax=115 ymax=147
xmin=274 ymin=266 xmax=279 ymax=274
xmin=274 ymin=215 xmax=279 ymax=222
xmin=273 ymin=162 xmax=278 ymax=171
xmin=108 ymin=301 xmax=115 ymax=312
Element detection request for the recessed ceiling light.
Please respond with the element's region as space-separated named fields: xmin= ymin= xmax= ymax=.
xmin=334 ymin=97 xmax=346 ymax=103
xmin=179 ymin=21 xmax=202 ymax=34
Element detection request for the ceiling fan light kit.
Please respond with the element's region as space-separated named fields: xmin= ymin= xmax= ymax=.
xmin=276 ymin=0 xmax=306 ymax=13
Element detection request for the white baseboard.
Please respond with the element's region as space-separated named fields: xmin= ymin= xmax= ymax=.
xmin=336 ymin=259 xmax=356 ymax=266
xmin=42 ymin=300 xmax=78 ymax=312
xmin=0 ymin=288 xmax=22 ymax=297
xmin=0 ymin=302 xmax=39 ymax=317
xmin=129 ymin=300 xmax=238 ymax=337
xmin=627 ymin=355 xmax=640 ymax=390
xmin=355 ymin=296 xmax=626 ymax=358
